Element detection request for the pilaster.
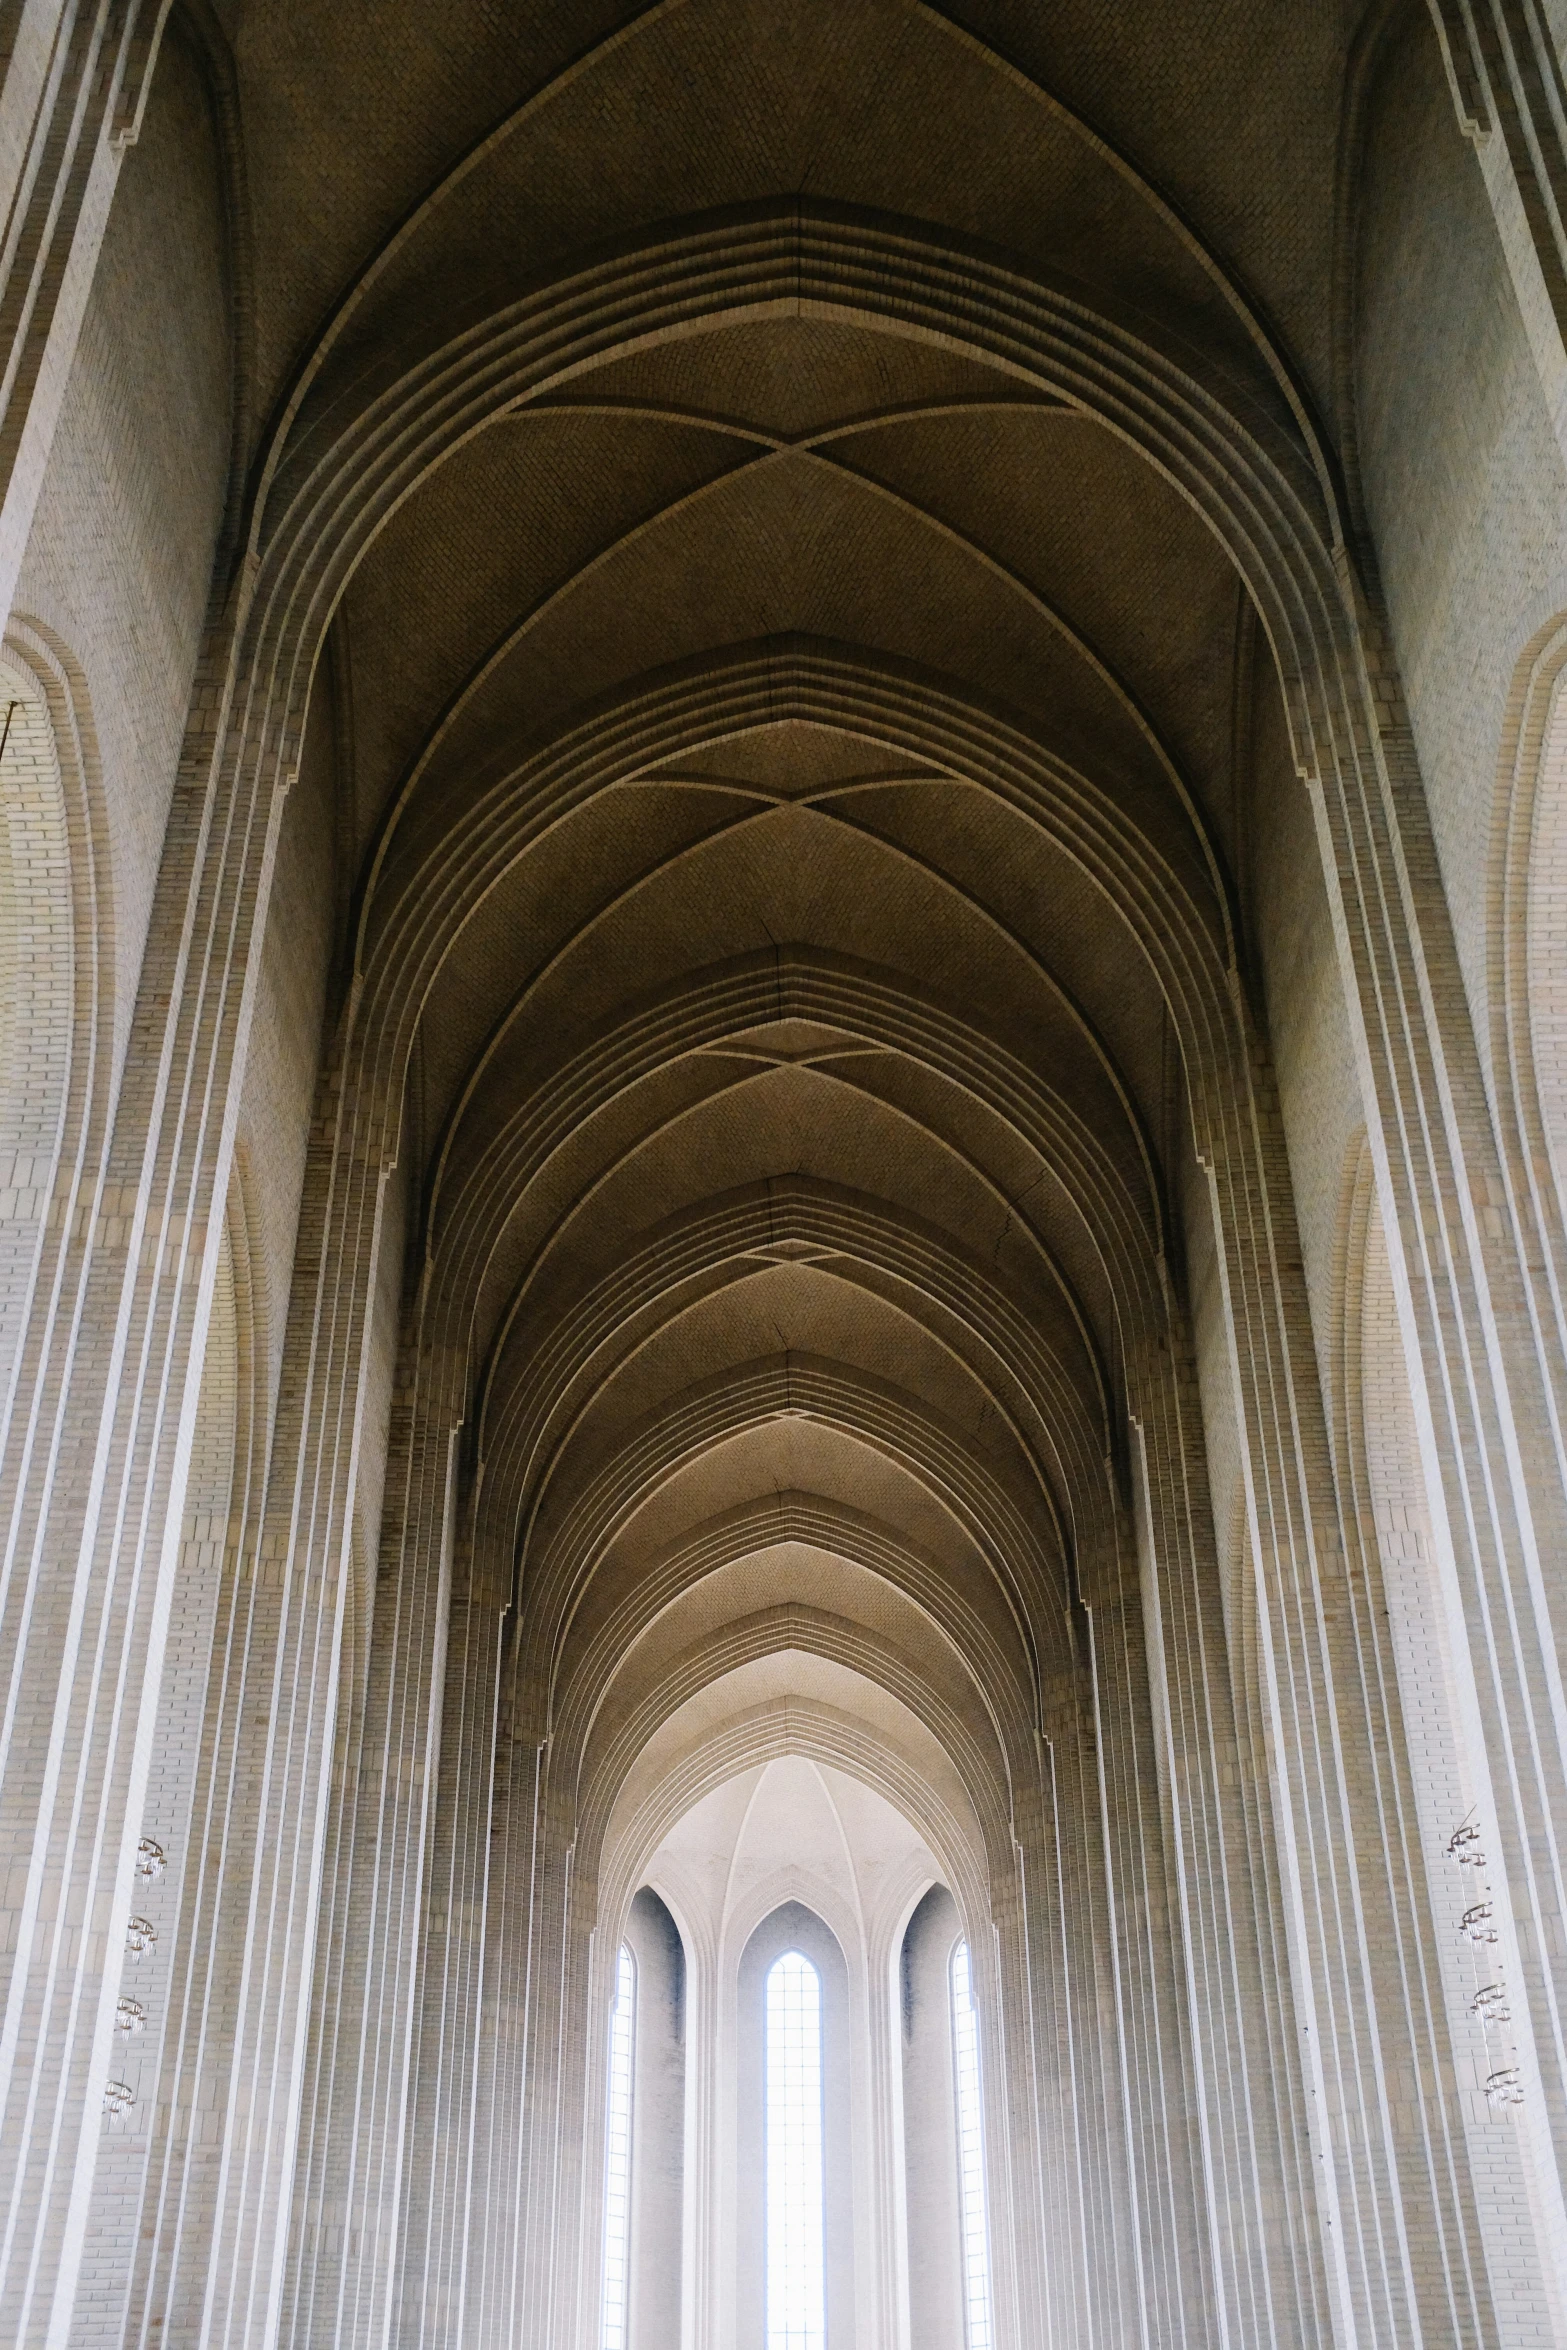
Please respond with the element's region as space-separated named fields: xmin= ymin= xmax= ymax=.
xmin=0 ymin=2 xmax=173 ymax=631
xmin=1428 ymin=0 xmax=1567 ymax=463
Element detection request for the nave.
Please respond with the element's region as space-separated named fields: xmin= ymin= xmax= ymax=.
xmin=0 ymin=5 xmax=1565 ymax=2347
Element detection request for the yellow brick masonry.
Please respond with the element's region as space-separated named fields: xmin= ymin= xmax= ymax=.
xmin=5 ymin=14 xmax=1567 ymax=2350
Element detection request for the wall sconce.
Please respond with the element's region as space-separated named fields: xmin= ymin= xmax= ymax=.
xmin=1486 ymin=2068 xmax=1524 ymax=2109
xmin=115 ymin=1997 xmax=145 ymax=2036
xmin=135 ymin=1838 xmax=165 ymax=1880
xmin=1462 ymin=1903 xmax=1499 ymax=1945
xmin=102 ymin=2080 xmax=134 ymax=2118
xmin=125 ymin=1917 xmax=157 ymax=1958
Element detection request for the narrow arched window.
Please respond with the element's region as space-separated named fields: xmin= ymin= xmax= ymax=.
xmin=949 ymin=1940 xmax=993 ymax=2349
xmin=601 ymin=1943 xmax=637 ymax=2350
xmin=765 ymin=1949 xmax=826 ymax=2349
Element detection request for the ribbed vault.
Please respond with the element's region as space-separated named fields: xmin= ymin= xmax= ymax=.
xmin=10 ymin=10 xmax=1567 ymax=2350
xmin=185 ymin=9 xmax=1431 ymax=2346
xmin=244 ymin=22 xmax=1333 ymax=2339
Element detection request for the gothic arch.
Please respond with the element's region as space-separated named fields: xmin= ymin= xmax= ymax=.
xmin=11 ymin=19 xmax=1567 ymax=2350
xmin=0 ymin=618 xmax=111 ymax=1461
xmin=549 ymin=1491 xmax=1037 ymax=1794
xmin=1490 ymin=608 xmax=1567 ymax=1474
xmin=477 ymin=1177 xmax=1111 ymax=1566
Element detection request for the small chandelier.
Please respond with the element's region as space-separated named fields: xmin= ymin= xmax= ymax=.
xmin=1486 ymin=2068 xmax=1525 ymax=2109
xmin=124 ymin=1916 xmax=157 ymax=1959
xmin=135 ymin=1838 xmax=165 ymax=1881
xmin=102 ymin=2079 xmax=135 ymax=2118
xmin=114 ymin=1997 xmax=145 ymax=2036
xmin=1471 ymin=1983 xmax=1512 ymax=2026
xmin=1462 ymin=1903 xmax=1499 ymax=1946
xmin=1448 ymin=1821 xmax=1485 ymax=1868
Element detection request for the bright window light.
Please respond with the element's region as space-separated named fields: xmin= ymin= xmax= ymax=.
xmin=766 ymin=1950 xmax=826 ymax=2350
xmin=601 ymin=1943 xmax=637 ymax=2350
xmin=950 ymin=1940 xmax=994 ymax=2350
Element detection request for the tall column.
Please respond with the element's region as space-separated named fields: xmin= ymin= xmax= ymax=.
xmin=118 ymin=1088 xmax=396 ymax=2350
xmin=1343 ymin=1165 xmax=1552 ymax=2345
xmin=65 ymin=1227 xmax=239 ymax=2348
xmin=1023 ymin=1700 xmax=1094 ymax=2350
xmin=466 ymin=1703 xmax=553 ymax=2350
xmin=280 ymin=1361 xmax=460 ymax=2350
xmin=1303 ymin=588 xmax=1567 ymax=2325
xmin=0 ymin=615 xmax=297 ymax=2344
xmin=1036 ymin=1662 xmax=1143 ymax=2350
xmin=390 ymin=1553 xmax=506 ymax=2350
xmin=900 ymin=1886 xmax=965 ymax=2350
xmin=195 ymin=1079 xmax=397 ymax=2350
xmin=1130 ymin=1327 xmax=1333 ymax=2350
xmin=1195 ymin=1036 xmax=1463 ymax=2350
xmin=623 ymin=1889 xmax=685 ymax=2350
xmin=1086 ymin=1565 xmax=1222 ymax=2350
xmin=0 ymin=0 xmax=173 ymax=628
xmin=1427 ymin=0 xmax=1567 ymax=459
xmin=118 ymin=1197 xmax=269 ymax=2350
xmin=985 ymin=1870 xmax=1045 ymax=2350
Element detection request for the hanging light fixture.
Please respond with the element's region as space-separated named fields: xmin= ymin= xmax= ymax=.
xmin=1462 ymin=1903 xmax=1499 ymax=1945
xmin=1486 ymin=2068 xmax=1524 ymax=2109
xmin=1471 ymin=1983 xmax=1511 ymax=2026
xmin=135 ymin=1838 xmax=165 ymax=1880
xmin=124 ymin=1917 xmax=157 ymax=1958
xmin=114 ymin=1997 xmax=145 ymax=2036
xmin=102 ymin=2079 xmax=135 ymax=2118
xmin=1448 ymin=1821 xmax=1485 ymax=1869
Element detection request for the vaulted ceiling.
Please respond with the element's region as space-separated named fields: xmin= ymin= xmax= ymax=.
xmin=227 ymin=0 xmax=1373 ymax=1852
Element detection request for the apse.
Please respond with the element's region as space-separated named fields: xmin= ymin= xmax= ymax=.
xmin=590 ymin=1714 xmax=1005 ymax=2350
